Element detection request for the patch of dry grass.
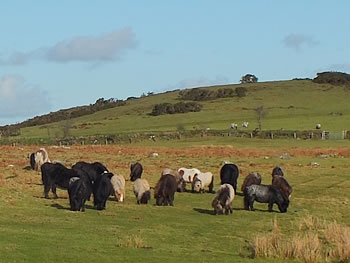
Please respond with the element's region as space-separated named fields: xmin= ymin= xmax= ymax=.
xmin=116 ymin=234 xmax=149 ymax=249
xmin=250 ymin=216 xmax=350 ymax=263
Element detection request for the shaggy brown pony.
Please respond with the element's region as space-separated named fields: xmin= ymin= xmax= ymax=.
xmin=154 ymin=174 xmax=177 ymax=206
xmin=240 ymin=172 xmax=262 ymax=192
xmin=272 ymin=175 xmax=293 ymax=199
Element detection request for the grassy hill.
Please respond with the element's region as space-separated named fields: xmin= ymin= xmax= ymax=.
xmin=4 ymin=78 xmax=350 ymax=144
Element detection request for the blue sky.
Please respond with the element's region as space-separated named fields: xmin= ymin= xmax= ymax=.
xmin=0 ymin=1 xmax=349 ymax=125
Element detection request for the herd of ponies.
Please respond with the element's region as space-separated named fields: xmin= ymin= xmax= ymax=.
xmin=29 ymin=148 xmax=293 ymax=214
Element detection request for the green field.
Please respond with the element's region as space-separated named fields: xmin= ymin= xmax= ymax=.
xmin=0 ymin=141 xmax=349 ymax=262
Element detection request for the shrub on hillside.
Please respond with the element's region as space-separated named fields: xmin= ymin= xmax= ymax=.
xmin=313 ymin=71 xmax=350 ymax=86
xmin=179 ymin=88 xmax=235 ymax=101
xmin=235 ymin=87 xmax=247 ymax=97
xmin=151 ymin=102 xmax=202 ymax=116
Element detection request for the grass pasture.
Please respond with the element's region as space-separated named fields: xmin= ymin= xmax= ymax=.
xmin=1 ymin=140 xmax=350 ymax=262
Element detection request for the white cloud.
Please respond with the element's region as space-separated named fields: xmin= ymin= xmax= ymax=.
xmin=283 ymin=34 xmax=319 ymax=51
xmin=0 ymin=75 xmax=51 ymax=122
xmin=46 ymin=27 xmax=137 ymax=62
xmin=0 ymin=28 xmax=137 ymax=66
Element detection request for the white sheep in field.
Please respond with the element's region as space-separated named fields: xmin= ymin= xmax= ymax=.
xmin=133 ymin=178 xmax=151 ymax=204
xmin=192 ymin=172 xmax=214 ymax=193
xmin=110 ymin=174 xmax=126 ymax=202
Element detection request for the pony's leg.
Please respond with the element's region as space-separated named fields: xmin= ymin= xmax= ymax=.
xmin=169 ymin=195 xmax=174 ymax=206
xmin=268 ymin=201 xmax=274 ymax=212
xmin=81 ymin=199 xmax=85 ymax=212
xmin=249 ymin=198 xmax=255 ymax=211
xmin=163 ymin=196 xmax=169 ymax=206
xmin=229 ymin=203 xmax=233 ymax=214
xmin=44 ymin=184 xmax=51 ymax=199
xmin=224 ymin=206 xmax=229 ymax=215
xmin=208 ymin=180 xmax=214 ymax=193
xmin=243 ymin=196 xmax=250 ymax=210
xmin=52 ymin=184 xmax=58 ymax=199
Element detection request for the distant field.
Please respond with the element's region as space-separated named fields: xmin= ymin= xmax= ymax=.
xmin=13 ymin=79 xmax=350 ymax=143
xmin=1 ymin=140 xmax=349 ymax=262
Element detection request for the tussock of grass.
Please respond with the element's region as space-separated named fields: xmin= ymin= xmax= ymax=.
xmin=249 ymin=216 xmax=350 ymax=263
xmin=116 ymin=234 xmax=149 ymax=249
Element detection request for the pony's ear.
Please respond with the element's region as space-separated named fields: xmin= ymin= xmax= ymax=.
xmin=179 ymin=169 xmax=184 ymax=176
xmin=192 ymin=174 xmax=198 ymax=182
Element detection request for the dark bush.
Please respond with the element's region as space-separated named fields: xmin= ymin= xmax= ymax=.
xmin=313 ymin=71 xmax=350 ymax=86
xmin=179 ymin=88 xmax=234 ymax=101
xmin=151 ymin=102 xmax=202 ymax=116
xmin=235 ymin=87 xmax=247 ymax=97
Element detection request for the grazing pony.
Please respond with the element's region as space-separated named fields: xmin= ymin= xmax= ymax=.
xmin=68 ymin=176 xmax=92 ymax=212
xmin=41 ymin=162 xmax=80 ymax=199
xmin=133 ymin=178 xmax=151 ymax=204
xmin=130 ymin=162 xmax=143 ymax=182
xmin=92 ymin=172 xmax=114 ymax=210
xmin=30 ymin=148 xmax=51 ymax=171
xmin=272 ymin=175 xmax=293 ymax=199
xmin=161 ymin=168 xmax=186 ymax=192
xmin=243 ymin=184 xmax=289 ymax=213
xmin=240 ymin=172 xmax=262 ymax=192
xmin=192 ymin=172 xmax=214 ymax=193
xmin=212 ymin=184 xmax=235 ymax=215
xmin=220 ymin=163 xmax=239 ymax=193
xmin=178 ymin=167 xmax=201 ymax=183
xmin=154 ymin=174 xmax=177 ymax=206
xmin=110 ymin=174 xmax=126 ymax=202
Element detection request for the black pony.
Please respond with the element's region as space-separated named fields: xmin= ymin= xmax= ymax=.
xmin=68 ymin=176 xmax=92 ymax=212
xmin=130 ymin=162 xmax=143 ymax=182
xmin=220 ymin=163 xmax=239 ymax=193
xmin=271 ymin=166 xmax=284 ymax=177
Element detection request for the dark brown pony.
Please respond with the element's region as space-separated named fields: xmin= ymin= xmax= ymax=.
xmin=154 ymin=174 xmax=177 ymax=206
xmin=272 ymin=175 xmax=293 ymax=199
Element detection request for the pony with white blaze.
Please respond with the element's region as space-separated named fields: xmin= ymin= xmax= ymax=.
xmin=192 ymin=172 xmax=214 ymax=193
xmin=110 ymin=174 xmax=126 ymax=202
xmin=178 ymin=167 xmax=201 ymax=183
xmin=178 ymin=167 xmax=201 ymax=192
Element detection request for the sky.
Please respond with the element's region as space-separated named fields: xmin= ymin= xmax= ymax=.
xmin=0 ymin=1 xmax=349 ymax=126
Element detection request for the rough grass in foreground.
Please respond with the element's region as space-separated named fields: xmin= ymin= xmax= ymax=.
xmin=250 ymin=216 xmax=350 ymax=262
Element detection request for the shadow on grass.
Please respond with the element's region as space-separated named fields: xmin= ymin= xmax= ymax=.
xmin=193 ymin=208 xmax=215 ymax=215
xmin=51 ymin=203 xmax=68 ymax=210
xmin=193 ymin=207 xmax=276 ymax=215
xmin=23 ymin=166 xmax=33 ymax=171
xmin=50 ymin=203 xmax=95 ymax=211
